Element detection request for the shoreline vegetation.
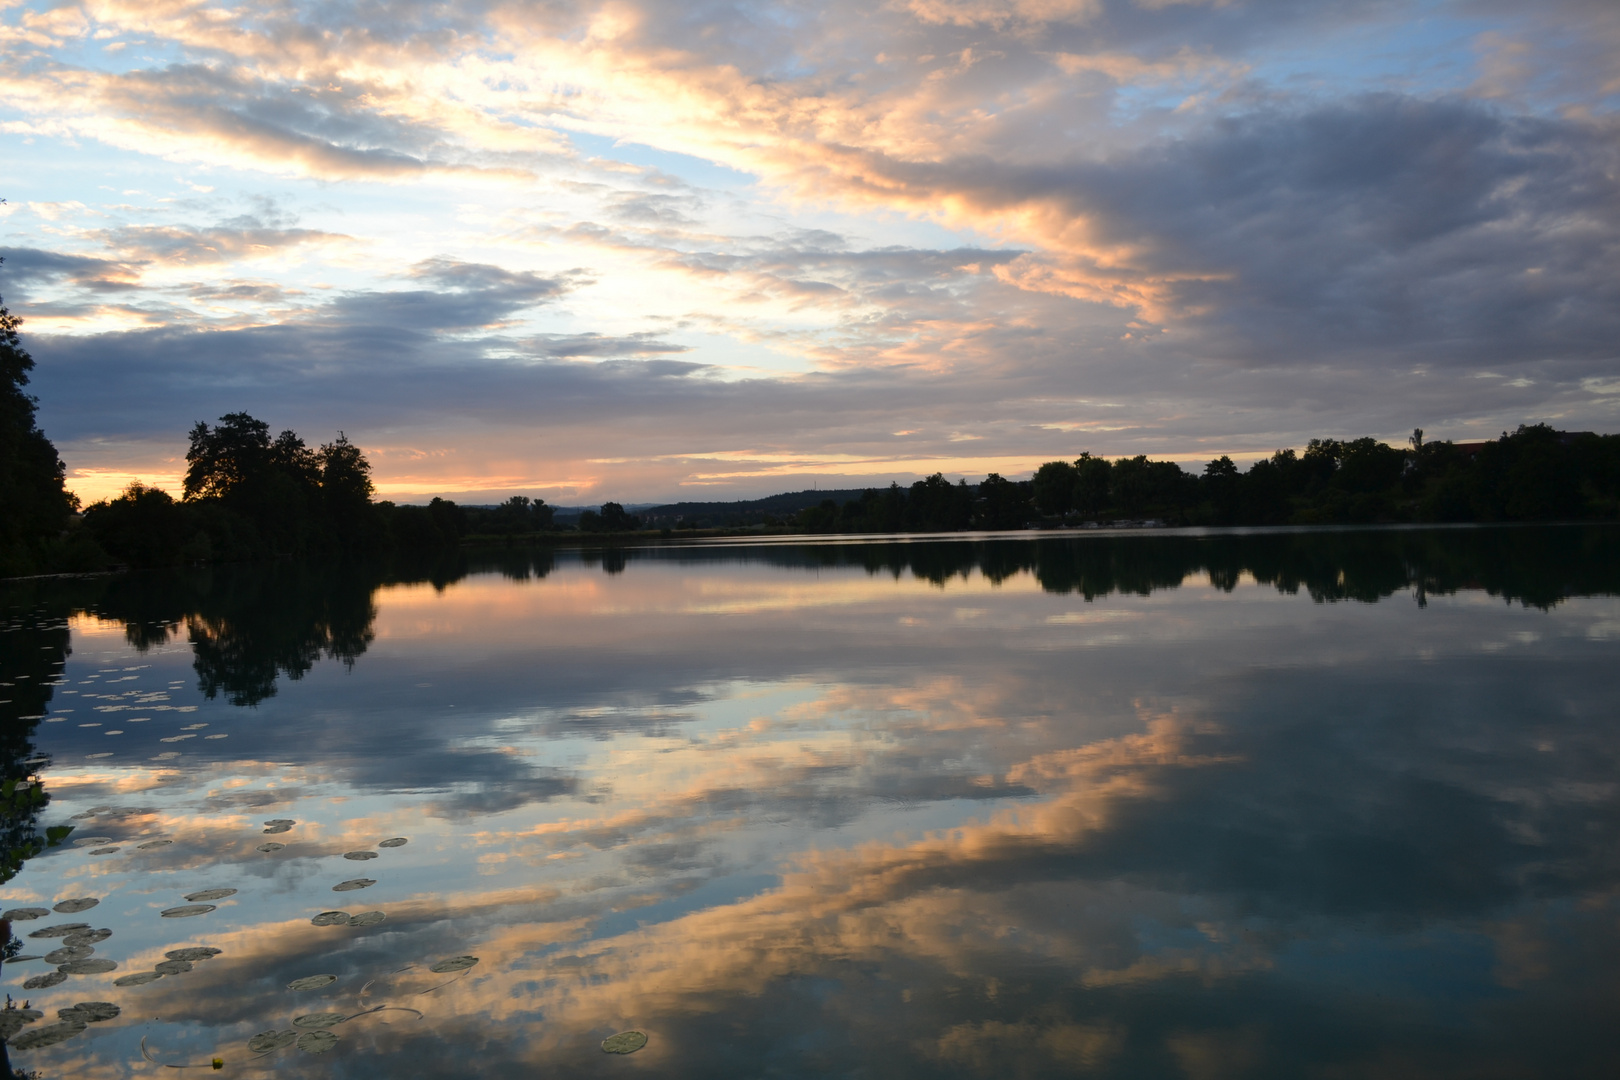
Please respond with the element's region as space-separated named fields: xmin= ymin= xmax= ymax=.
xmin=3 ymin=285 xmax=1619 ymax=575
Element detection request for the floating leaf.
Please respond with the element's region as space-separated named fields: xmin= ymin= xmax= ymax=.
xmin=71 ymin=837 xmax=112 ymax=847
xmin=154 ymin=959 xmax=193 ymax=975
xmin=333 ymin=879 xmax=375 ymax=892
xmin=84 ymin=753 xmax=114 ymax=760
xmin=59 ymin=1001 xmax=119 ymax=1023
xmin=287 ymin=974 xmax=337 ymax=991
xmin=343 ymin=851 xmax=378 ymax=861
xmin=59 ymin=958 xmax=118 ymax=974
xmin=3 ymin=907 xmax=48 ymax=921
xmin=89 ymin=847 xmax=120 ymax=855
xmin=256 ymin=842 xmax=286 ymax=853
xmin=292 ymin=1012 xmax=346 ymax=1030
xmin=166 ymin=947 xmax=222 ymax=962
xmin=160 ymin=904 xmax=215 ymax=918
xmin=44 ymin=946 xmax=93 ymax=965
xmin=52 ymin=897 xmax=99 ymax=914
xmin=151 ymin=752 xmax=180 ymax=760
xmin=22 ymin=971 xmax=67 ymax=990
xmin=184 ymin=888 xmax=237 ymax=902
xmin=0 ymin=1009 xmax=41 ymax=1039
xmin=428 ymin=956 xmax=479 ymax=974
xmin=9 ymin=1020 xmax=85 ymax=1050
xmin=296 ymin=1029 xmax=339 ymax=1053
xmin=349 ymin=911 xmax=386 ymax=927
xmin=7 ymin=955 xmax=42 ymax=963
xmin=63 ymin=929 xmax=112 ymax=947
xmin=114 ymin=971 xmax=163 ymax=986
xmin=28 ymin=922 xmax=90 ymax=939
xmin=378 ymin=838 xmax=408 ymax=848
xmin=247 ymin=1029 xmax=298 ymax=1053
xmin=601 ymin=1030 xmax=648 ymax=1055
xmin=262 ymin=824 xmax=291 ymax=835
xmin=311 ymin=911 xmax=351 ymax=927
xmin=159 ymin=735 xmax=194 ymax=743
xmin=136 ymin=840 xmax=173 ymax=849
xmin=264 ymin=819 xmax=295 ymax=826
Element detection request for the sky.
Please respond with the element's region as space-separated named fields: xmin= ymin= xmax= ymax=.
xmin=2 ymin=0 xmax=1618 ymax=505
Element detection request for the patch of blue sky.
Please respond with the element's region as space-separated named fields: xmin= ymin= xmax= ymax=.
xmin=1107 ymin=7 xmax=1492 ymax=124
xmin=567 ymin=131 xmax=758 ymax=193
xmin=42 ymin=36 xmax=192 ymax=77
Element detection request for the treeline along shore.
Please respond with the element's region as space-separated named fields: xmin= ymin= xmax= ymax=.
xmin=17 ymin=415 xmax=1620 ymax=574
xmin=4 ymin=274 xmax=1620 ymax=575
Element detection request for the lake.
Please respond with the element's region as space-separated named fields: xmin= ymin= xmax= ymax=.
xmin=2 ymin=525 xmax=1619 ymax=1078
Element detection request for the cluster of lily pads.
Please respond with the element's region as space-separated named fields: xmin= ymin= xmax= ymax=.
xmin=0 ymin=810 xmax=650 ymax=1064
xmin=1 ymin=998 xmax=120 ymax=1051
xmin=5 ymin=898 xmax=119 ymax=989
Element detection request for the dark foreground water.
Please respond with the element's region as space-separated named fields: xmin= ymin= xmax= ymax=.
xmin=2 ymin=526 xmax=1619 ymax=1079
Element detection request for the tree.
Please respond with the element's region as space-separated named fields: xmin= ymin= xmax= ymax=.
xmin=0 ymin=270 xmax=77 ymax=575
xmin=185 ymin=412 xmax=274 ymax=501
xmin=1073 ymin=453 xmax=1112 ymax=517
xmin=975 ymin=473 xmax=1031 ymax=530
xmin=1032 ymin=460 xmax=1076 ymax=516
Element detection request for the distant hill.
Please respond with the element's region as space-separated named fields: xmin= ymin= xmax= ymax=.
xmin=633 ymin=489 xmax=874 ymax=528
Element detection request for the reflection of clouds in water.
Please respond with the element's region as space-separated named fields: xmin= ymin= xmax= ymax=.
xmin=10 ymin=535 xmax=1620 ymax=1076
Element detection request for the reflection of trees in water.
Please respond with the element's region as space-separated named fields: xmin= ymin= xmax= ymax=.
xmin=0 ymin=585 xmax=70 ymax=1075
xmin=621 ymin=525 xmax=1620 ymax=609
xmin=0 ymin=581 xmax=68 ymax=885
xmin=9 ymin=526 xmax=1618 ymax=716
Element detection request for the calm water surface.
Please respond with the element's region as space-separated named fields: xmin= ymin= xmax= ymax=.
xmin=2 ymin=527 xmax=1619 ymax=1078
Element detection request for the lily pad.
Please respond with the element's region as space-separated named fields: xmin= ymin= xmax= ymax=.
xmin=59 ymin=958 xmax=118 ymax=974
xmin=160 ymin=904 xmax=215 ymax=918
xmin=428 ymin=955 xmax=479 ymax=974
xmin=311 ymin=911 xmax=351 ymax=927
xmin=52 ymin=897 xmax=99 ymax=914
xmin=297 ymin=1029 xmax=339 ymax=1053
xmin=114 ymin=971 xmax=163 ymax=986
xmin=28 ymin=922 xmax=90 ymax=938
xmin=264 ymin=819 xmax=295 ymax=826
xmin=89 ymin=847 xmax=120 ymax=855
xmin=333 ymin=879 xmax=376 ymax=892
xmin=349 ymin=911 xmax=386 ymax=926
xmin=154 ymin=959 xmax=193 ymax=975
xmin=9 ymin=1020 xmax=85 ymax=1050
xmin=184 ymin=888 xmax=237 ymax=902
xmin=22 ymin=971 xmax=67 ymax=989
xmin=378 ymin=837 xmax=408 ymax=848
xmin=43 ymin=946 xmax=93 ymax=965
xmin=3 ymin=907 xmax=48 ymax=921
xmin=287 ymin=974 xmax=337 ymax=991
xmin=70 ymin=836 xmax=112 ymax=847
xmin=63 ymin=929 xmax=112 ymax=947
xmin=248 ymin=1028 xmax=299 ymax=1053
xmin=292 ymin=1012 xmax=347 ymax=1030
xmin=0 ymin=1009 xmax=41 ymax=1039
xmin=136 ymin=839 xmax=173 ymax=849
xmin=601 ymin=1030 xmax=648 ymax=1054
xmin=166 ymin=947 xmax=222 ymax=962
xmin=343 ymin=851 xmax=378 ymax=861
xmin=256 ymin=842 xmax=286 ymax=853
xmin=262 ymin=824 xmax=292 ymax=835
xmin=59 ymin=1001 xmax=119 ymax=1023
